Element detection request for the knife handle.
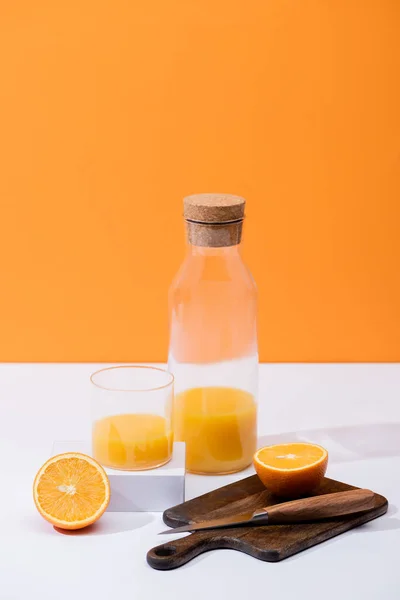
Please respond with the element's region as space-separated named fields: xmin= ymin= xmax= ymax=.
xmin=265 ymin=488 xmax=376 ymax=524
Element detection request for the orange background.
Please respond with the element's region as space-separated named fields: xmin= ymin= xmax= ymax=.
xmin=0 ymin=1 xmax=399 ymax=362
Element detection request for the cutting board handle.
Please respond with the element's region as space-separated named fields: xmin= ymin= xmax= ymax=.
xmin=147 ymin=530 xmax=225 ymax=570
xmin=266 ymin=488 xmax=376 ymax=524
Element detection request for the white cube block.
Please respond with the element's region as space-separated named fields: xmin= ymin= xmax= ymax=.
xmin=52 ymin=441 xmax=185 ymax=512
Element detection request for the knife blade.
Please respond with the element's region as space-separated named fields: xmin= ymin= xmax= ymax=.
xmin=159 ymin=509 xmax=268 ymax=535
xmin=158 ymin=488 xmax=376 ymax=535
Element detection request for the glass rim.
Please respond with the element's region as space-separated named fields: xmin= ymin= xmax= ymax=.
xmin=90 ymin=365 xmax=174 ymax=393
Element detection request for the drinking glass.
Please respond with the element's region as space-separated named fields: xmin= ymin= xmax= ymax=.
xmin=90 ymin=366 xmax=174 ymax=471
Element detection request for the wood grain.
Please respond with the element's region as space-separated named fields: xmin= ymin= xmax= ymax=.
xmin=265 ymin=488 xmax=376 ymax=524
xmin=147 ymin=476 xmax=388 ymax=570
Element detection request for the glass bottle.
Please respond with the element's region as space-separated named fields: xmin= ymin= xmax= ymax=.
xmin=168 ymin=194 xmax=258 ymax=475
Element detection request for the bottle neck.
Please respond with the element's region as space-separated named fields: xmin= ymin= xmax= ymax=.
xmin=185 ymin=220 xmax=243 ymax=249
xmin=187 ymin=243 xmax=241 ymax=257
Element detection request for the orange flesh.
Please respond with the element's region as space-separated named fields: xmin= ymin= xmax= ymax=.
xmin=34 ymin=454 xmax=109 ymax=528
xmin=256 ymin=443 xmax=326 ymax=470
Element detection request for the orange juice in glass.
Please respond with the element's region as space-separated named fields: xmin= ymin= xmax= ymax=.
xmin=90 ymin=366 xmax=174 ymax=470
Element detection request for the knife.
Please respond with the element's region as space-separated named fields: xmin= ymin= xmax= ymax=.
xmin=159 ymin=488 xmax=375 ymax=534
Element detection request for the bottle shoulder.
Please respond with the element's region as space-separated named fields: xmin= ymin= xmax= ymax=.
xmin=169 ymin=254 xmax=257 ymax=293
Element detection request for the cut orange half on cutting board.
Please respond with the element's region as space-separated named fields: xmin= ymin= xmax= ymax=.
xmin=253 ymin=442 xmax=328 ymax=498
xmin=33 ymin=453 xmax=110 ymax=530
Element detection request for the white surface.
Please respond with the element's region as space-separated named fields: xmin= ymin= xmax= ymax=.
xmin=53 ymin=441 xmax=185 ymax=512
xmin=1 ymin=363 xmax=399 ymax=600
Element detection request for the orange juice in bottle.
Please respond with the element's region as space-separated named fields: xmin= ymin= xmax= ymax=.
xmin=168 ymin=194 xmax=258 ymax=474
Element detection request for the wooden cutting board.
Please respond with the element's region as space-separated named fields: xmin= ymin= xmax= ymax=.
xmin=147 ymin=475 xmax=388 ymax=570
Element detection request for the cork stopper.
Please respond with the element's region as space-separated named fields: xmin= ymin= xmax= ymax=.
xmin=184 ymin=194 xmax=245 ymax=224
xmin=183 ymin=194 xmax=246 ymax=247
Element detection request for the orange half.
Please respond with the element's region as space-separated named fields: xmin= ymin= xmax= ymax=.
xmin=33 ymin=453 xmax=110 ymax=530
xmin=253 ymin=442 xmax=328 ymax=498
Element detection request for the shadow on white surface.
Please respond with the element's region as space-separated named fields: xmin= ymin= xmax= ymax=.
xmin=386 ymin=503 xmax=398 ymax=517
xmin=354 ymin=517 xmax=400 ymax=532
xmin=282 ymin=517 xmax=400 ymax=564
xmin=25 ymin=512 xmax=154 ymax=536
xmin=280 ymin=502 xmax=400 ymax=564
xmin=56 ymin=512 xmax=155 ymax=536
xmin=258 ymin=422 xmax=400 ymax=463
xmin=353 ymin=503 xmax=400 ymax=533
